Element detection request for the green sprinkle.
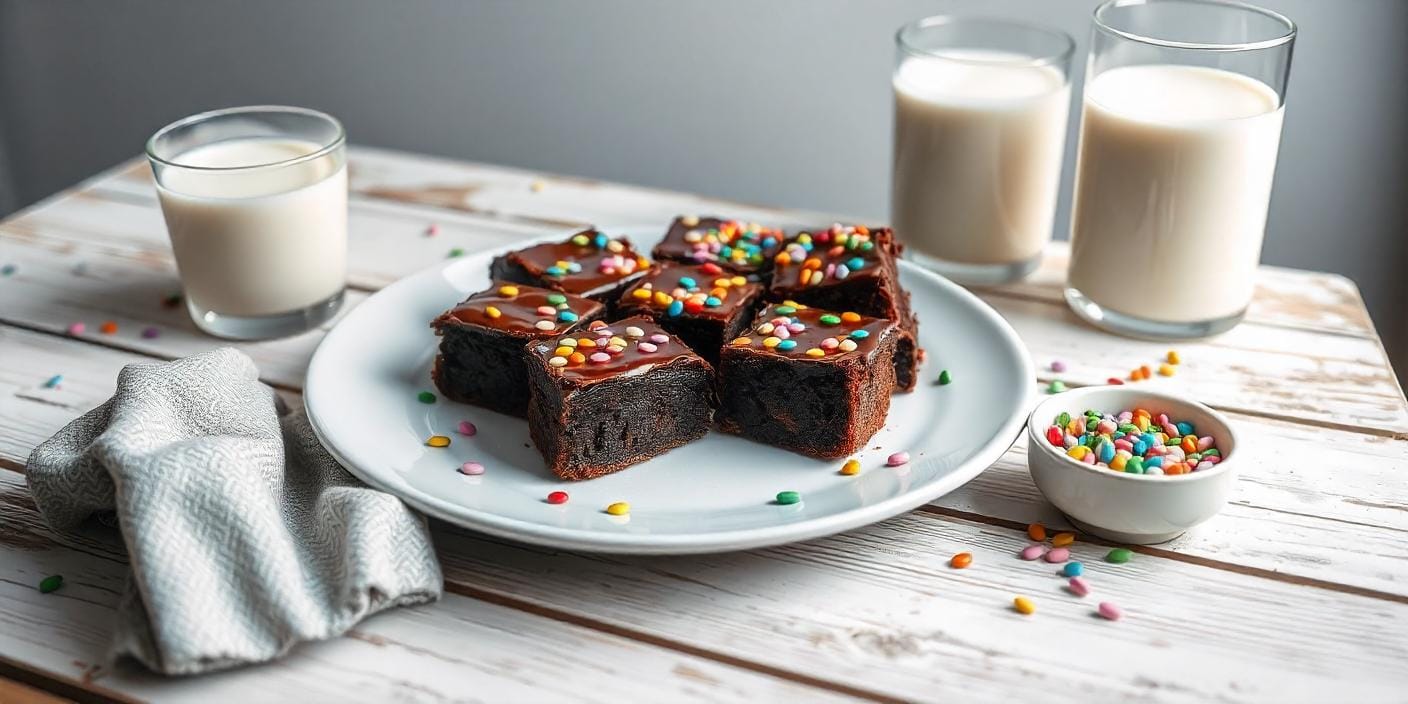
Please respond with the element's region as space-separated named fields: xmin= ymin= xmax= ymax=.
xmin=0 ymin=264 xmax=15 ymax=276
xmin=1056 ymin=412 xmax=1071 ymax=428
xmin=775 ymin=491 xmax=801 ymax=505
xmin=937 ymin=369 xmax=953 ymax=386
xmin=774 ymin=305 xmax=796 ymax=315
xmin=546 ymin=293 xmax=568 ymax=305
xmin=1125 ymin=457 xmax=1144 ymax=474
xmin=38 ymin=575 xmax=63 ymax=593
xmin=1106 ymin=548 xmax=1133 ymax=564
xmin=417 ymin=391 xmax=437 ymax=404
xmin=1047 ymin=380 xmax=1067 ymax=394
xmin=447 ymin=248 xmax=465 ymax=258
xmin=818 ymin=314 xmax=841 ymax=325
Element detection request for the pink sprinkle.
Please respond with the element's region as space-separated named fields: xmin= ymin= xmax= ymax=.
xmin=638 ymin=342 xmax=658 ymax=353
xmin=426 ymin=223 xmax=440 ymax=237
xmin=1197 ymin=436 xmax=1215 ymax=451
xmin=886 ymin=451 xmax=909 ymax=466
xmin=1019 ymin=544 xmax=1046 ymax=561
xmin=1068 ymin=577 xmax=1090 ymax=597
xmin=536 ymin=306 xmax=556 ymax=316
xmin=649 ymin=334 xmax=669 ymax=344
xmin=1051 ymin=360 xmax=1067 ymax=373
xmin=140 ymin=327 xmax=160 ymax=339
xmin=66 ymin=322 xmax=85 ymax=335
xmin=457 ymin=421 xmax=477 ymax=436
xmin=590 ymin=352 xmax=611 ymax=363
xmin=1044 ymin=547 xmax=1071 ymax=563
xmin=1098 ymin=601 xmax=1123 ymax=621
xmin=820 ymin=338 xmax=839 ymax=350
xmin=774 ymin=326 xmax=791 ymax=340
xmin=787 ymin=323 xmax=805 ymax=333
xmin=458 ymin=461 xmax=485 ymax=476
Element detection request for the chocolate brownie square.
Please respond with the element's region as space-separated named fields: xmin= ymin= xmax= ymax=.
xmin=651 ymin=216 xmax=785 ymax=276
xmin=769 ymin=224 xmax=920 ymax=392
xmin=616 ymin=262 xmax=764 ymax=367
xmin=525 ymin=316 xmax=715 ymax=480
xmin=490 ymin=229 xmax=650 ymax=303
xmin=431 ymin=282 xmax=604 ymax=417
xmin=716 ymin=302 xmax=898 ymax=458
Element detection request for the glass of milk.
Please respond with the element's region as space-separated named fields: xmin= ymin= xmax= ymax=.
xmin=892 ymin=16 xmax=1075 ymax=285
xmin=146 ymin=106 xmax=348 ymax=340
xmin=1066 ymin=0 xmax=1296 ymax=339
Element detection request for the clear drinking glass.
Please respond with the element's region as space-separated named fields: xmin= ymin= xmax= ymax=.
xmin=146 ymin=106 xmax=348 ymax=340
xmin=1065 ymin=0 xmax=1296 ymax=339
xmin=892 ymin=16 xmax=1075 ymax=285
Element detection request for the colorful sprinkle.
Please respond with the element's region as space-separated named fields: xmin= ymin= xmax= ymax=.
xmin=66 ymin=322 xmax=85 ymax=335
xmin=775 ymin=491 xmax=801 ymax=505
xmin=0 ymin=264 xmax=15 ymax=276
xmin=950 ymin=552 xmax=973 ymax=569
xmin=1019 ymin=544 xmax=1046 ymax=561
xmin=458 ymin=462 xmax=485 ymax=476
xmin=426 ymin=435 xmax=451 ymax=448
xmin=1044 ymin=547 xmax=1071 ymax=563
xmin=1167 ymin=350 xmax=1181 ymax=365
xmin=418 ymin=391 xmax=436 ymax=404
xmin=457 ymin=421 xmax=477 ymax=436
xmin=1013 ymin=596 xmax=1036 ymax=615
xmin=638 ymin=342 xmax=658 ymax=353
xmin=1106 ymin=548 xmax=1133 ymax=564
xmin=1098 ymin=602 xmax=1123 ymax=621
xmin=1050 ymin=360 xmax=1067 ymax=373
xmin=886 ymin=451 xmax=910 ymax=467
xmin=1067 ymin=576 xmax=1091 ymax=597
xmin=1158 ymin=363 xmax=1176 ymax=377
xmin=485 ymin=306 xmax=502 ymax=319
xmin=425 ymin=223 xmax=440 ymax=237
xmin=1051 ymin=532 xmax=1075 ymax=547
xmin=840 ymin=459 xmax=861 ymax=475
xmin=1047 ymin=380 xmax=1066 ymax=394
xmin=38 ymin=575 xmax=63 ymax=594
xmin=1027 ymin=523 xmax=1046 ymax=542
xmin=141 ymin=326 xmax=160 ymax=339
xmin=606 ymin=501 xmax=630 ymax=516
xmin=535 ymin=320 xmax=555 ymax=331
xmin=547 ymin=491 xmax=569 ymax=504
xmin=43 ymin=375 xmax=62 ymax=389
xmin=98 ymin=321 xmax=117 ymax=334
xmin=937 ymin=369 xmax=952 ymax=386
xmin=1046 ymin=407 xmax=1224 ymax=476
xmin=1063 ymin=561 xmax=1084 ymax=577
xmin=548 ymin=356 xmax=568 ymax=367
xmin=448 ymin=248 xmax=465 ymax=258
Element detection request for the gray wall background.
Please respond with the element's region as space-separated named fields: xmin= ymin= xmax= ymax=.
xmin=2 ymin=1 xmax=1405 ymax=371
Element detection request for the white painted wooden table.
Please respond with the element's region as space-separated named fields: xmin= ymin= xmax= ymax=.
xmin=1 ymin=147 xmax=1406 ymax=703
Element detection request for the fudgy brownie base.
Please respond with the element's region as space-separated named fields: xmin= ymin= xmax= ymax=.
xmin=716 ymin=304 xmax=898 ymax=458
xmin=524 ymin=316 xmax=715 ymax=480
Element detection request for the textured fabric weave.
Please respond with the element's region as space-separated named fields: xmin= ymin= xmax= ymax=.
xmin=26 ymin=348 xmax=443 ymax=675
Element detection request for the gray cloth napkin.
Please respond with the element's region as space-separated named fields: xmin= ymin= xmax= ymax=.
xmin=25 ymin=348 xmax=443 ymax=675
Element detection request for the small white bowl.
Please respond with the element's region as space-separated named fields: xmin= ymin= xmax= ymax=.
xmin=1026 ymin=386 xmax=1239 ymax=544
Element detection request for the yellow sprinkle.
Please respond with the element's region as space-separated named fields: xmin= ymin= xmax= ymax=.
xmin=757 ymin=322 xmax=775 ymax=334
xmin=558 ymin=338 xmax=578 ymax=348
xmin=762 ymin=336 xmax=781 ymax=348
xmin=606 ymin=502 xmax=630 ymax=516
xmin=714 ymin=278 xmax=732 ymax=289
xmin=653 ymin=291 xmax=673 ymax=306
xmin=1167 ymin=350 xmax=1181 ymax=365
xmin=529 ymin=179 xmax=547 ymax=192
xmin=841 ymin=312 xmax=861 ymax=323
xmin=632 ymin=288 xmax=652 ymax=299
xmin=426 ymin=435 xmax=451 ymax=448
xmin=497 ymin=285 xmax=519 ymax=297
xmin=730 ymin=276 xmax=747 ymax=286
xmin=1014 ymin=596 xmax=1036 ymax=615
xmin=1158 ymin=363 xmax=1176 ymax=377
xmin=1110 ymin=455 xmax=1128 ymax=471
xmin=731 ymin=337 xmax=752 ymax=346
xmin=1051 ymin=532 xmax=1075 ymax=547
xmin=804 ymin=348 xmax=825 ymax=358
xmin=782 ymin=299 xmax=805 ymax=309
xmin=1067 ymin=446 xmax=1089 ymax=460
xmin=548 ymin=356 xmax=568 ymax=368
xmin=554 ymin=346 xmax=574 ymax=356
xmin=609 ymin=336 xmax=627 ymax=348
xmin=485 ymin=306 xmax=502 ymax=319
xmin=840 ymin=459 xmax=861 ymax=476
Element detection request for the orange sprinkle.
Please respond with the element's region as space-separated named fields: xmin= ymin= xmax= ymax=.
xmin=840 ymin=312 xmax=861 ymax=323
xmin=1051 ymin=532 xmax=1075 ymax=547
xmin=1139 ymin=365 xmax=1152 ymax=380
xmin=569 ymin=352 xmax=586 ymax=364
xmin=99 ymin=321 xmax=118 ymax=335
xmin=950 ymin=552 xmax=973 ymax=569
xmin=1027 ymin=523 xmax=1046 ymax=542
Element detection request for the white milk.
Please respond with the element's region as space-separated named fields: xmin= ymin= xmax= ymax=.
xmin=1068 ymin=65 xmax=1284 ymax=323
xmin=156 ymin=138 xmax=347 ymax=318
xmin=892 ymin=51 xmax=1070 ymax=266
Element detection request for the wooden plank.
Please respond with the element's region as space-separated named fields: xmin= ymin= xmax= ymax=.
xmin=0 ymin=470 xmax=856 ymax=704
xmin=0 ymin=675 xmax=72 ymax=704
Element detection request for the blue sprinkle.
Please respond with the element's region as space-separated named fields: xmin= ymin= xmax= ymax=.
xmin=545 ymin=266 xmax=565 ymax=277
xmin=593 ymin=233 xmax=608 ymax=248
xmin=678 ymin=276 xmax=697 ymax=289
xmin=557 ymin=311 xmax=579 ymax=323
xmin=666 ymin=300 xmax=684 ymax=317
xmin=43 ymin=375 xmax=62 ymax=389
xmin=1176 ymin=421 xmax=1195 ymax=436
xmin=704 ymin=296 xmax=722 ymax=307
xmin=849 ymin=329 xmax=870 ymax=339
xmin=846 ymin=257 xmax=865 ymax=270
xmin=1140 ymin=432 xmax=1159 ymax=447
xmin=1097 ymin=441 xmax=1115 ymax=464
xmin=777 ymin=340 xmax=797 ymax=351
xmin=761 ymin=237 xmax=777 ymax=248
xmin=1063 ymin=561 xmax=1084 ymax=577
xmin=1133 ymin=440 xmax=1148 ymax=456
xmin=834 ymin=264 xmax=850 ymax=280
xmin=719 ymin=246 xmax=733 ymax=260
xmin=1146 ymin=455 xmax=1165 ymax=468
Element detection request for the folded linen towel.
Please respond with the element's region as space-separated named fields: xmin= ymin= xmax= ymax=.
xmin=25 ymin=348 xmax=442 ymax=675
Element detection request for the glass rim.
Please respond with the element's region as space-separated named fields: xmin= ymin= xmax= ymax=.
xmin=1093 ymin=0 xmax=1297 ymax=52
xmin=895 ymin=15 xmax=1076 ymax=69
xmin=145 ymin=105 xmax=346 ymax=172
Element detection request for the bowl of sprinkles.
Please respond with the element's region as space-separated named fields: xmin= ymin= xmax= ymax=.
xmin=1025 ymin=386 xmax=1238 ymax=545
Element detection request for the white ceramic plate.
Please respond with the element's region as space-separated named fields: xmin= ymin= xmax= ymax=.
xmin=306 ymin=226 xmax=1034 ymax=554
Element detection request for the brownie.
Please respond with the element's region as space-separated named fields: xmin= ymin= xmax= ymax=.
xmin=651 ymin=216 xmax=785 ymax=277
xmin=616 ymin=262 xmax=764 ymax=367
xmin=716 ymin=303 xmax=898 ymax=458
xmin=490 ymin=229 xmax=650 ymax=304
xmin=431 ymin=282 xmax=604 ymax=417
xmin=769 ymin=224 xmax=920 ymax=392
xmin=524 ymin=316 xmax=715 ymax=480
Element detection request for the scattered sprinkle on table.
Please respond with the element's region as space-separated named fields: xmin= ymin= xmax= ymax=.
xmin=529 ymin=179 xmax=547 ymax=192
xmin=1047 ymin=380 xmax=1066 ymax=394
xmin=1019 ymin=544 xmax=1046 ymax=561
xmin=1166 ymin=350 xmax=1181 ymax=365
xmin=457 ymin=421 xmax=477 ymax=436
xmin=1045 ymin=407 xmax=1223 ymax=475
xmin=1051 ymin=532 xmax=1075 ymax=547
xmin=1098 ymin=601 xmax=1123 ymax=621
xmin=1063 ymin=561 xmax=1084 ymax=577
xmin=546 ymin=491 xmax=569 ymax=505
xmin=1107 ymin=547 xmax=1133 ymax=563
xmin=1050 ymin=360 xmax=1067 ymax=373
xmin=99 ymin=321 xmax=118 ymax=335
xmin=425 ymin=223 xmax=440 ymax=237
xmin=606 ymin=501 xmax=630 ymax=516
xmin=839 ymin=458 xmax=861 ymax=475
xmin=458 ymin=462 xmax=485 ymax=476
xmin=43 ymin=375 xmax=62 ymax=389
xmin=1158 ymin=363 xmax=1176 ymax=377
xmin=1027 ymin=523 xmax=1046 ymax=541
xmin=950 ymin=552 xmax=973 ymax=569
xmin=775 ymin=490 xmax=801 ymax=505
xmin=38 ymin=575 xmax=63 ymax=594
xmin=1013 ymin=596 xmax=1036 ymax=615
xmin=1043 ymin=547 xmax=1070 ymax=564
xmin=417 ymin=391 xmax=437 ymax=404
xmin=426 ymin=435 xmax=450 ymax=447
xmin=141 ymin=326 xmax=160 ymax=339
xmin=1106 ymin=377 xmax=1124 ymax=385
xmin=66 ymin=322 xmax=85 ymax=335
xmin=0 ymin=264 xmax=15 ymax=276
xmin=1068 ymin=576 xmax=1090 ymax=597
xmin=886 ymin=451 xmax=910 ymax=467
xmin=937 ymin=369 xmax=952 ymax=385
xmin=448 ymin=248 xmax=465 ymax=258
